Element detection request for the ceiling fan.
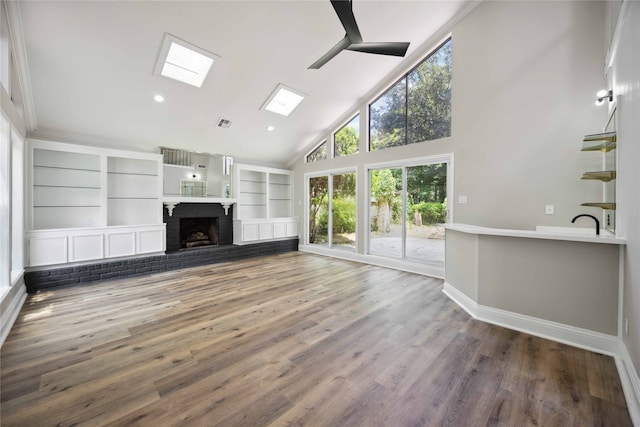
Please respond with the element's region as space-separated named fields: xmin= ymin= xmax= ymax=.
xmin=309 ymin=0 xmax=410 ymax=70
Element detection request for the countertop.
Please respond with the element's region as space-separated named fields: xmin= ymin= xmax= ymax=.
xmin=446 ymin=223 xmax=626 ymax=245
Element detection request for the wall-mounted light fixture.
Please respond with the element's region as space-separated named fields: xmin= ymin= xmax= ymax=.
xmin=595 ymin=89 xmax=613 ymax=106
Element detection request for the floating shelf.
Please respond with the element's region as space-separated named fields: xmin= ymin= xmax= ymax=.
xmin=581 ymin=202 xmax=616 ymax=210
xmin=581 ymin=171 xmax=616 ymax=182
xmin=581 ymin=132 xmax=617 ymax=152
xmin=581 ymin=141 xmax=616 ymax=152
xmin=583 ymin=132 xmax=616 ymax=143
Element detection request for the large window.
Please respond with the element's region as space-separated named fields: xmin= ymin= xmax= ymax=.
xmin=1 ymin=111 xmax=10 ymax=292
xmin=370 ymin=38 xmax=452 ymax=151
xmin=308 ymin=170 xmax=356 ymax=250
xmin=334 ymin=115 xmax=360 ymax=157
xmin=306 ymin=140 xmax=327 ymax=163
xmin=11 ymin=128 xmax=24 ymax=281
xmin=368 ymin=156 xmax=451 ymax=266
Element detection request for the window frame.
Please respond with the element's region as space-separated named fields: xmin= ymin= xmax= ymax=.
xmin=332 ymin=114 xmax=360 ymax=158
xmin=304 ymin=166 xmax=358 ymax=251
xmin=368 ymin=37 xmax=452 ymax=152
xmin=305 ymin=139 xmax=328 ymax=163
xmin=365 ymin=153 xmax=454 ymax=262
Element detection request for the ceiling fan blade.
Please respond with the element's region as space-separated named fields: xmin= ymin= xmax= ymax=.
xmin=308 ymin=35 xmax=352 ymax=69
xmin=331 ymin=0 xmax=362 ymax=43
xmin=346 ymin=41 xmax=410 ymax=57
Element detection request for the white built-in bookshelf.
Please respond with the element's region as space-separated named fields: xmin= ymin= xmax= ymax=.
xmin=233 ymin=164 xmax=297 ymax=244
xmin=27 ymin=140 xmax=165 ymax=266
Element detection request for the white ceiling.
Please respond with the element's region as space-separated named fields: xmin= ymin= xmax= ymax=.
xmin=17 ymin=0 xmax=473 ymax=166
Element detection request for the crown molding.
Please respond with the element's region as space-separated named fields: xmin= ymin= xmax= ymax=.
xmin=5 ymin=0 xmax=37 ymax=132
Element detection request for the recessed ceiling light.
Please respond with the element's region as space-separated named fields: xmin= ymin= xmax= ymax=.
xmin=154 ymin=33 xmax=220 ymax=88
xmin=261 ymin=84 xmax=305 ymax=117
xmin=154 ymin=94 xmax=164 ymax=103
xmin=267 ymin=125 xmax=275 ymax=131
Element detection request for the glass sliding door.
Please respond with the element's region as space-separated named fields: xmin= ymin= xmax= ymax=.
xmin=308 ymin=176 xmax=329 ymax=245
xmin=331 ymin=172 xmax=356 ymax=249
xmin=405 ymin=163 xmax=447 ymax=265
xmin=307 ymin=171 xmax=357 ymax=250
xmin=369 ymin=168 xmax=404 ymax=259
xmin=368 ymin=159 xmax=449 ymax=266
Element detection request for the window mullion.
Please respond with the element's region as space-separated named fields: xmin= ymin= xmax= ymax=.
xmin=328 ymin=174 xmax=333 ymax=248
xmin=404 ymin=76 xmax=409 ymax=146
xmin=401 ymin=166 xmax=407 ymax=260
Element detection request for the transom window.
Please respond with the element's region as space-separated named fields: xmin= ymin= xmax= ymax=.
xmin=306 ymin=140 xmax=327 ymax=163
xmin=369 ymin=38 xmax=452 ymax=151
xmin=333 ymin=115 xmax=360 ymax=157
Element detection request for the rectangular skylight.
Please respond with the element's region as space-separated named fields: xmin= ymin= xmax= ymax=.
xmin=154 ymin=33 xmax=219 ymax=88
xmin=262 ymin=84 xmax=305 ymax=116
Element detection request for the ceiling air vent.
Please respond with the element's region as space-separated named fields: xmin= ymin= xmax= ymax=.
xmin=217 ymin=118 xmax=233 ymax=128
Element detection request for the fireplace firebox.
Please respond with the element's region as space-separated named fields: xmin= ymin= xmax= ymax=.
xmin=180 ymin=217 xmax=219 ymax=249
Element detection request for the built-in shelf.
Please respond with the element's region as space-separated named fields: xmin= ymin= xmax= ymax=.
xmin=579 ymin=127 xmax=617 ymax=228
xmin=34 ymin=165 xmax=100 ymax=172
xmin=581 ymin=202 xmax=616 ymax=210
xmin=233 ymin=164 xmax=297 ymax=244
xmin=34 ymin=205 xmax=101 ymax=208
xmin=581 ymin=171 xmax=616 ymax=182
xmin=34 ymin=185 xmax=101 ymax=189
xmin=107 ymin=171 xmax=158 ymax=177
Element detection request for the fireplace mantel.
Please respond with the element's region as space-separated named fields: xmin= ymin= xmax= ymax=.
xmin=163 ymin=196 xmax=237 ymax=216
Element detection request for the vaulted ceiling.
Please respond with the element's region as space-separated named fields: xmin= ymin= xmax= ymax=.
xmin=17 ymin=0 xmax=474 ymax=166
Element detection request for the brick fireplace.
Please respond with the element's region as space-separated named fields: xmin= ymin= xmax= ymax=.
xmin=164 ymin=203 xmax=233 ymax=252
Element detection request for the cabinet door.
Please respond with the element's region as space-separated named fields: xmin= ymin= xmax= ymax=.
xmin=274 ymin=222 xmax=287 ymax=238
xmin=29 ymin=236 xmax=68 ymax=266
xmin=286 ymin=220 xmax=299 ymax=237
xmin=260 ymin=222 xmax=274 ymax=240
xmin=69 ymin=234 xmax=103 ymax=262
xmin=242 ymin=223 xmax=260 ymax=241
xmin=106 ymin=232 xmax=136 ymax=258
xmin=138 ymin=229 xmax=165 ymax=254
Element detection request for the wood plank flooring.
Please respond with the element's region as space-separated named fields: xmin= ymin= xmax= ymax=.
xmin=0 ymin=252 xmax=632 ymax=426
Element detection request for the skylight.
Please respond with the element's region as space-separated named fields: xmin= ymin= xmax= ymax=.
xmin=262 ymin=84 xmax=305 ymax=116
xmin=154 ymin=34 xmax=219 ymax=88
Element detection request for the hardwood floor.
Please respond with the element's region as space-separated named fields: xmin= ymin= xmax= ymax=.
xmin=1 ymin=252 xmax=632 ymax=426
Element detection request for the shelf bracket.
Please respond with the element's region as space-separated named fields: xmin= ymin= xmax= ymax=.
xmin=221 ymin=202 xmax=232 ymax=215
xmin=164 ymin=202 xmax=179 ymax=217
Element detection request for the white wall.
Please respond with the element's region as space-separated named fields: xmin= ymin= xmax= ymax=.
xmin=292 ymin=1 xmax=606 ymax=244
xmin=608 ymin=0 xmax=640 ymax=402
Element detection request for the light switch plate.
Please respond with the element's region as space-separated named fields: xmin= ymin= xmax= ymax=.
xmin=545 ymin=205 xmax=554 ymax=215
xmin=458 ymin=195 xmax=468 ymax=205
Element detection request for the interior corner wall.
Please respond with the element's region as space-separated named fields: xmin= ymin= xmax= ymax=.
xmin=451 ymin=0 xmax=606 ymax=229
xmin=610 ymin=0 xmax=640 ymax=384
xmin=292 ymin=1 xmax=607 ymax=244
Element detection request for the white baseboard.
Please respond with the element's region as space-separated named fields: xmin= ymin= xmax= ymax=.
xmin=0 ymin=284 xmax=27 ymax=348
xmin=617 ymin=342 xmax=640 ymax=426
xmin=442 ymin=282 xmax=618 ymax=356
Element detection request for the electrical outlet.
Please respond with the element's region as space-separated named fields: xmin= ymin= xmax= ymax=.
xmin=545 ymin=205 xmax=554 ymax=215
xmin=625 ymin=318 xmax=629 ymax=336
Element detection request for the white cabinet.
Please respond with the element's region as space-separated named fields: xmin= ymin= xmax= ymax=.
xmin=232 ymin=164 xmax=298 ymax=244
xmin=28 ymin=225 xmax=166 ymax=267
xmin=233 ymin=218 xmax=299 ymax=245
xmin=27 ymin=139 xmax=165 ymax=266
